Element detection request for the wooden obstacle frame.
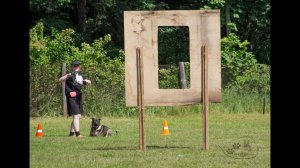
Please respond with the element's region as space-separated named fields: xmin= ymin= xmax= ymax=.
xmin=124 ymin=10 xmax=221 ymax=151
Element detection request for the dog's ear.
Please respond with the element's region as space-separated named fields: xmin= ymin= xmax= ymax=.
xmin=90 ymin=117 xmax=95 ymax=120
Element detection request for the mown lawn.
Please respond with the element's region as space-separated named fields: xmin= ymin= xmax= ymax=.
xmin=30 ymin=112 xmax=270 ymax=168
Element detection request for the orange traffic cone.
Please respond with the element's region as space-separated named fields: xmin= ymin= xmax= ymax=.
xmin=161 ymin=120 xmax=170 ymax=135
xmin=36 ymin=123 xmax=43 ymax=137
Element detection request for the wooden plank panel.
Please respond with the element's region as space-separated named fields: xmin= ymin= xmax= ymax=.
xmin=124 ymin=10 xmax=221 ymax=106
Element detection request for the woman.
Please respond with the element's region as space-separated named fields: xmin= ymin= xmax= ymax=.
xmin=59 ymin=61 xmax=91 ymax=137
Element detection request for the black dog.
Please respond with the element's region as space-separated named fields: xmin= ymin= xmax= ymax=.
xmin=90 ymin=118 xmax=114 ymax=137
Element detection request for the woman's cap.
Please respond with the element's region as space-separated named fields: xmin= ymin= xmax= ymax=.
xmin=71 ymin=61 xmax=80 ymax=67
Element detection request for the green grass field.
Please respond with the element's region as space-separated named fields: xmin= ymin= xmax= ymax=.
xmin=30 ymin=112 xmax=270 ymax=168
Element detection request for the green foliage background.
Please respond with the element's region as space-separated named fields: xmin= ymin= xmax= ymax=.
xmin=29 ymin=0 xmax=270 ymax=117
xmin=30 ymin=23 xmax=130 ymax=117
xmin=30 ymin=22 xmax=270 ymax=117
xmin=29 ymin=0 xmax=270 ymax=64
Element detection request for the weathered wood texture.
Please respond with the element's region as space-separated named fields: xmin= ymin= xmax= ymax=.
xmin=137 ymin=48 xmax=145 ymax=151
xmin=124 ymin=10 xmax=221 ymax=106
xmin=61 ymin=63 xmax=67 ymax=116
xmin=202 ymin=45 xmax=209 ymax=150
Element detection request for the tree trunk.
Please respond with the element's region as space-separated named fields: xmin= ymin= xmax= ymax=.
xmin=225 ymin=0 xmax=231 ymax=35
xmin=77 ymin=0 xmax=86 ymax=34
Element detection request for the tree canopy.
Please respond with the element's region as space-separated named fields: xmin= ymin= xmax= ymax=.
xmin=30 ymin=0 xmax=270 ymax=65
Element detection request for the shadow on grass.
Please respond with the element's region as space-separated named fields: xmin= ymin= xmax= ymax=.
xmin=147 ymin=145 xmax=192 ymax=149
xmin=86 ymin=145 xmax=192 ymax=151
xmin=87 ymin=146 xmax=138 ymax=151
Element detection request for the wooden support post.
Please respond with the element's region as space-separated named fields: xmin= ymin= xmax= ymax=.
xmin=62 ymin=63 xmax=67 ymax=116
xmin=137 ymin=47 xmax=145 ymax=151
xmin=201 ymin=45 xmax=209 ymax=150
xmin=179 ymin=62 xmax=187 ymax=89
xmin=263 ymin=97 xmax=266 ymax=115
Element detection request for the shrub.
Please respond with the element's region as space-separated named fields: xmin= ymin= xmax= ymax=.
xmin=158 ymin=62 xmax=190 ymax=89
xmin=228 ymin=63 xmax=270 ymax=95
xmin=30 ymin=22 xmax=129 ymax=117
xmin=221 ymin=33 xmax=270 ymax=95
xmin=221 ymin=33 xmax=257 ymax=87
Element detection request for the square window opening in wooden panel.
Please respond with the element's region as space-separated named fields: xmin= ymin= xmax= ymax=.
xmin=158 ymin=26 xmax=190 ymax=89
xmin=124 ymin=10 xmax=221 ymax=106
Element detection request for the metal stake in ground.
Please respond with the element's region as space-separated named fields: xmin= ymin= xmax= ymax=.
xmin=137 ymin=47 xmax=145 ymax=151
xmin=263 ymin=97 xmax=266 ymax=115
xmin=201 ymin=45 xmax=209 ymax=150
